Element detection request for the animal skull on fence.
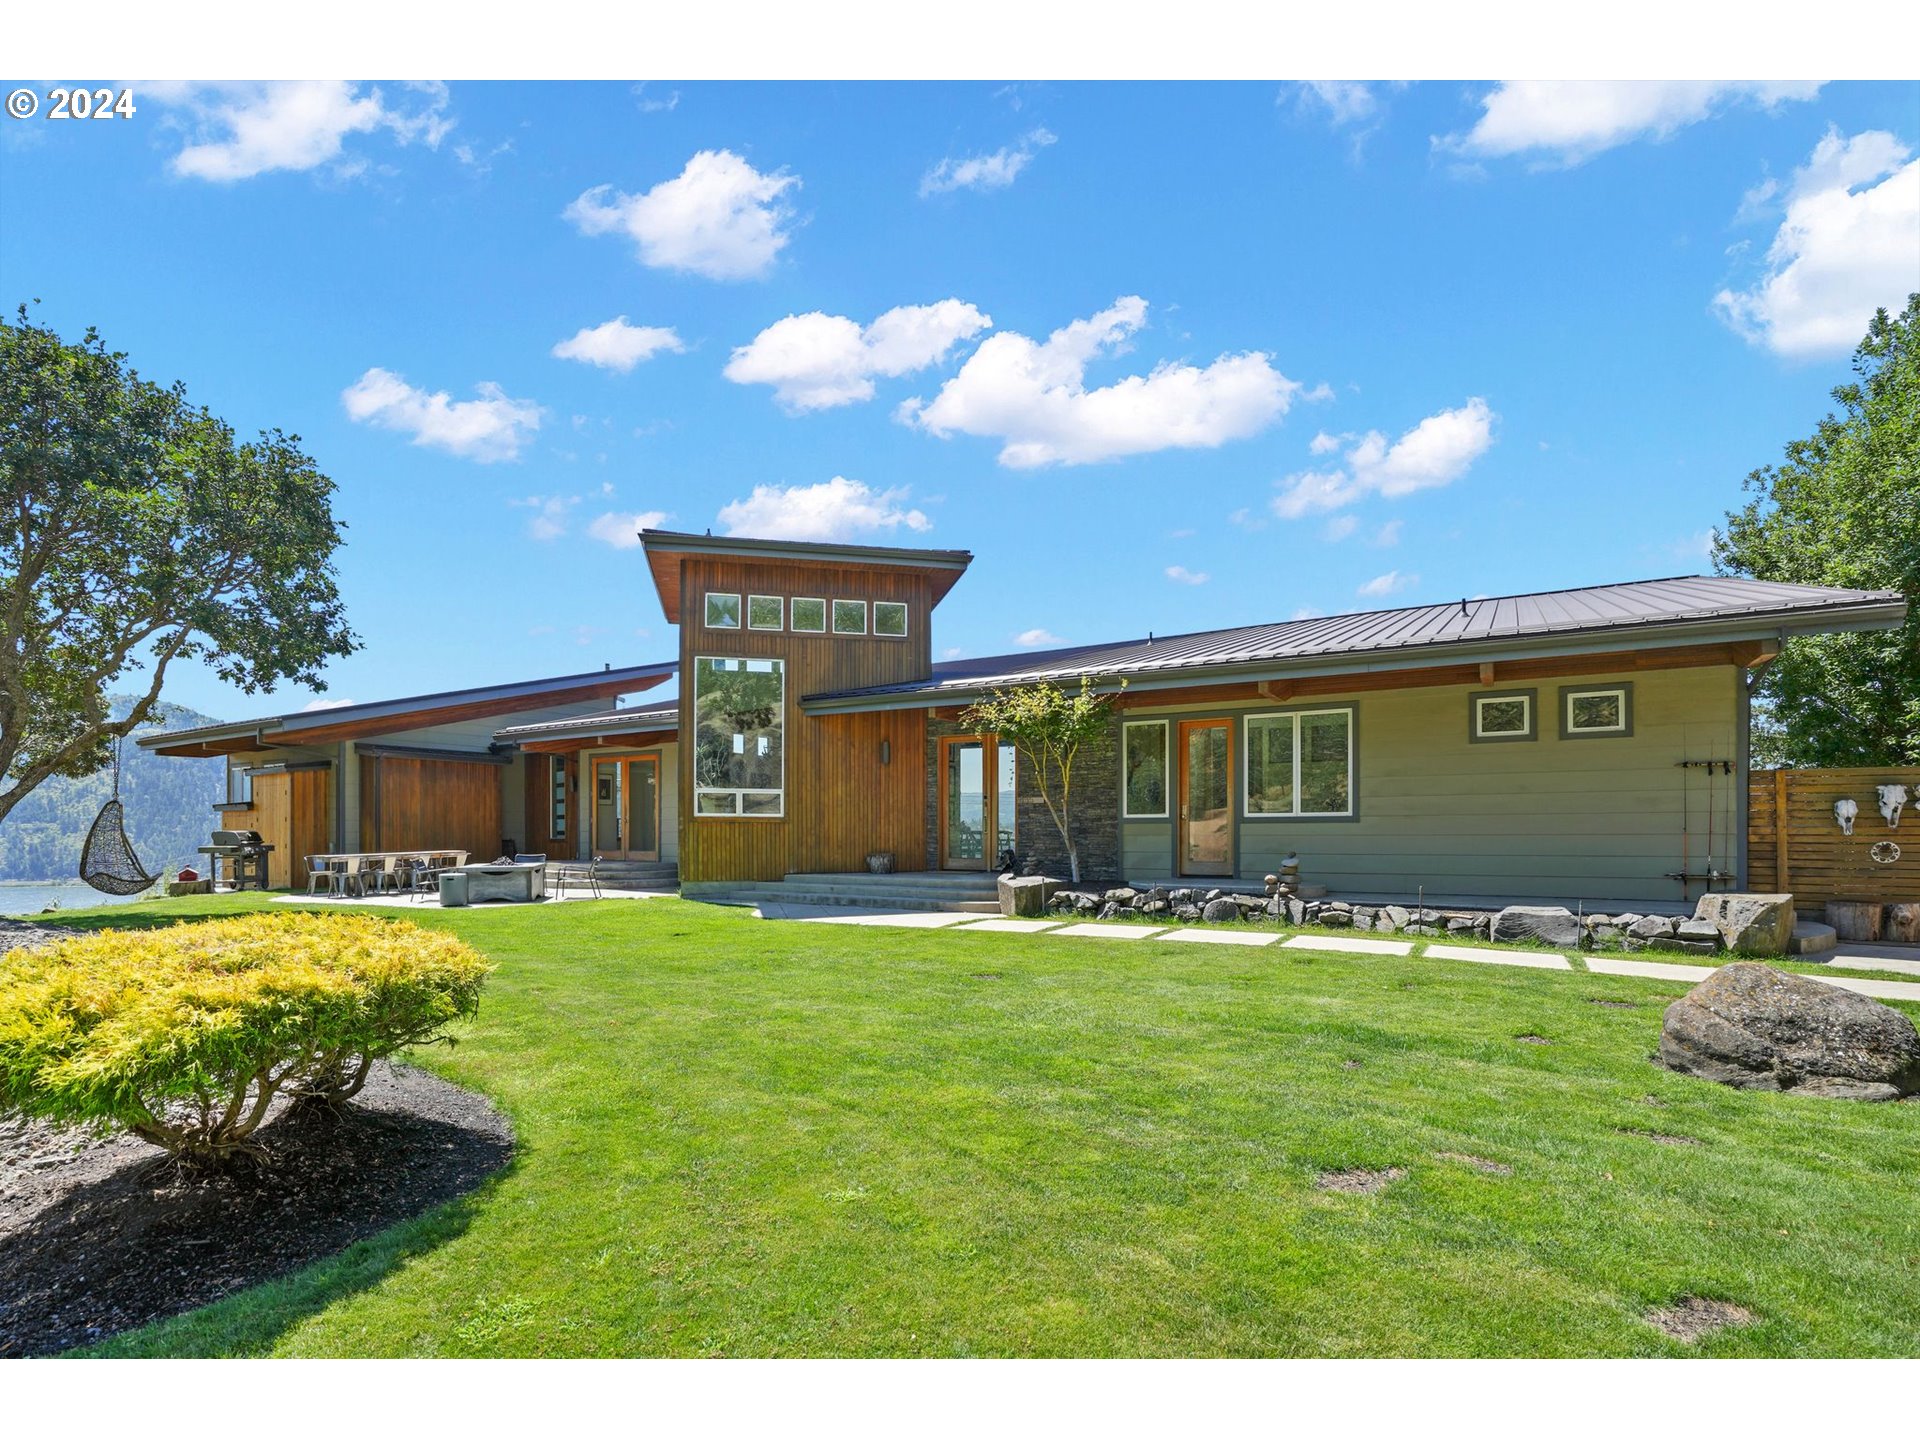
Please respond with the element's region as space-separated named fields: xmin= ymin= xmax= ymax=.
xmin=1878 ymin=784 xmax=1910 ymax=829
xmin=1834 ymin=798 xmax=1859 ymax=835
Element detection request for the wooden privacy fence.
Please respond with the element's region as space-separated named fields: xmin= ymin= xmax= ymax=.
xmin=1748 ymin=766 xmax=1920 ymax=911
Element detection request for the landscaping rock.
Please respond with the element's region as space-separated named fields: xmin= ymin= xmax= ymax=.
xmin=1379 ymin=905 xmax=1410 ymax=933
xmin=1097 ymin=902 xmax=1123 ymax=920
xmin=1103 ymin=887 xmax=1140 ymax=908
xmin=1493 ymin=906 xmax=1582 ymax=948
xmin=1693 ymin=893 xmax=1795 ymax=957
xmin=1201 ymin=897 xmax=1241 ymax=924
xmin=1169 ymin=888 xmax=1194 ymax=905
xmin=1628 ymin=915 xmax=1676 ymax=941
xmin=1142 ymin=899 xmax=1171 ymax=917
xmin=1287 ymin=898 xmax=1307 ymax=925
xmin=997 ymin=875 xmax=1051 ymax=918
xmin=1590 ymin=924 xmax=1623 ymax=943
xmin=1072 ymin=893 xmax=1100 ymax=915
xmin=1675 ymin=919 xmax=1724 ymax=949
xmin=1173 ymin=904 xmax=1203 ymax=923
xmin=1320 ymin=909 xmax=1353 ymax=928
xmin=1613 ymin=912 xmax=1644 ymax=930
xmin=1657 ymin=962 xmax=1920 ymax=1100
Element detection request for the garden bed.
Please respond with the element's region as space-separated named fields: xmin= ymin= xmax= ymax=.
xmin=0 ymin=1061 xmax=512 ymax=1358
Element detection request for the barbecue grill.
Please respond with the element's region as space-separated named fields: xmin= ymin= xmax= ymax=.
xmin=197 ymin=829 xmax=274 ymax=890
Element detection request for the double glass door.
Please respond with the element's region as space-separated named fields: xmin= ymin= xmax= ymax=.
xmin=591 ymin=754 xmax=660 ymax=861
xmin=940 ymin=735 xmax=1017 ymax=869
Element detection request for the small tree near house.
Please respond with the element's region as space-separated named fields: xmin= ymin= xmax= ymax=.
xmin=962 ymin=675 xmax=1122 ymax=885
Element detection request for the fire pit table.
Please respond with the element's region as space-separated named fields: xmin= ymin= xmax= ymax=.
xmin=439 ymin=862 xmax=547 ymax=907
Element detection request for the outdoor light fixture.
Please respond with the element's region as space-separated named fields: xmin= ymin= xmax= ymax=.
xmin=879 ymin=739 xmax=891 ymax=765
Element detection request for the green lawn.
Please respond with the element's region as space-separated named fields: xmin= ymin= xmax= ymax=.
xmin=15 ymin=893 xmax=1920 ymax=1357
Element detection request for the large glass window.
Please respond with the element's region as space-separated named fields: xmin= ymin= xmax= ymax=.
xmin=1245 ymin=709 xmax=1352 ymax=817
xmin=1122 ymin=720 xmax=1168 ymax=817
xmin=226 ymin=758 xmax=253 ymax=805
xmin=693 ymin=657 xmax=784 ymax=817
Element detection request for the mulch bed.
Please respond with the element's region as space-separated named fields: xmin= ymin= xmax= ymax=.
xmin=0 ymin=1062 xmax=513 ymax=1358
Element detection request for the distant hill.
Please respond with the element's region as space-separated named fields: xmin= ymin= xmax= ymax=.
xmin=0 ymin=696 xmax=226 ymax=882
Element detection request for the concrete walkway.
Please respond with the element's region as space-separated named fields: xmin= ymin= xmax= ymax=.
xmin=274 ymin=887 xmax=676 ymax=909
xmin=752 ymin=903 xmax=1920 ymax=1003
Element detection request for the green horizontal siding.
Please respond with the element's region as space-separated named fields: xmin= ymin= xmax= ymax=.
xmin=1116 ymin=665 xmax=1740 ymax=902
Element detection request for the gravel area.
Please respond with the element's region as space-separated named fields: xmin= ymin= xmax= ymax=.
xmin=1 ymin=1062 xmax=512 ymax=1357
xmin=0 ymin=920 xmax=79 ymax=954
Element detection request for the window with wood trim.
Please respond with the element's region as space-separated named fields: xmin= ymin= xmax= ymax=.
xmin=1561 ymin=683 xmax=1632 ymax=738
xmin=873 ymin=600 xmax=908 ymax=637
xmin=693 ymin=656 xmax=784 ymax=817
xmin=832 ymin=599 xmax=867 ymax=635
xmin=1470 ymin=689 xmax=1536 ymax=743
xmin=748 ymin=595 xmax=783 ymax=630
xmin=791 ymin=597 xmax=826 ymax=632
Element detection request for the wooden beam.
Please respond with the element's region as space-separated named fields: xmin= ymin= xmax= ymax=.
xmin=1256 ymin=681 xmax=1295 ymax=703
xmin=1774 ymin=767 xmax=1791 ymax=893
xmin=1478 ymin=662 xmax=1496 ymax=686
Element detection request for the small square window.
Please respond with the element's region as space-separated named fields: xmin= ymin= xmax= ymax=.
xmin=704 ymin=593 xmax=741 ymax=629
xmin=1560 ymin=683 xmax=1632 ymax=738
xmin=791 ymin=597 xmax=826 ymax=632
xmin=748 ymin=595 xmax=783 ymax=630
xmin=832 ymin=599 xmax=867 ymax=635
xmin=1470 ymin=690 xmax=1536 ymax=743
xmin=873 ymin=601 xmax=908 ymax=637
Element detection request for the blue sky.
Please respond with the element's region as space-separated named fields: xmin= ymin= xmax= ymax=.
xmin=5 ymin=78 xmax=1917 ymax=722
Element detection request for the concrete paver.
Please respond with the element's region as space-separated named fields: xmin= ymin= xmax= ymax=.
xmin=953 ymin=918 xmax=1063 ymax=933
xmin=1423 ymin=943 xmax=1571 ymax=970
xmin=1047 ymin=923 xmax=1165 ymax=941
xmin=1158 ymin=928 xmax=1281 ymax=946
xmin=1281 ymin=934 xmax=1414 ymax=956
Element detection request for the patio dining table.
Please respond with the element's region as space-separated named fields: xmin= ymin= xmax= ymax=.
xmin=308 ymin=850 xmax=471 ymax=896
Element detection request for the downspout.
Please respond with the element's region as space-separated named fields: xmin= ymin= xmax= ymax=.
xmin=1736 ymin=666 xmax=1754 ymax=890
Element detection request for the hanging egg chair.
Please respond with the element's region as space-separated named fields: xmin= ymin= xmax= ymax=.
xmin=78 ymin=736 xmax=160 ymax=896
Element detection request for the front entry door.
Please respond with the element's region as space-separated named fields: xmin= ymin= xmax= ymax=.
xmin=939 ymin=735 xmax=1017 ymax=870
xmin=591 ymin=755 xmax=661 ymax=861
xmin=1178 ymin=719 xmax=1233 ymax=877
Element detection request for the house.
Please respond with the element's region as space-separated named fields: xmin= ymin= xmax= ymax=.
xmin=148 ymin=528 xmax=1907 ymax=907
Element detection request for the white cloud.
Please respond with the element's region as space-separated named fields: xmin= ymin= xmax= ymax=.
xmin=1289 ymin=608 xmax=1318 ymax=622
xmin=300 ymin=697 xmax=357 ymax=712
xmin=1227 ymin=506 xmax=1268 ymax=533
xmin=1713 ymin=128 xmax=1920 ymax=359
xmin=715 ymin=476 xmax=931 ymax=542
xmin=341 ymin=367 xmax=541 ymax=462
xmin=1309 ymin=430 xmax=1347 ymax=455
xmin=586 ymin=510 xmax=669 ymax=549
xmin=942 ymin=647 xmax=965 ymax=661
xmin=1358 ymin=570 xmax=1417 ymax=599
xmin=1297 ymin=82 xmax=1379 ymax=127
xmin=1372 ymin=518 xmax=1405 ymax=548
xmin=511 ymin=493 xmax=578 ymax=541
xmin=724 ymin=300 xmax=991 ymax=411
xmin=1273 ymin=398 xmax=1495 ymax=518
xmin=564 ymin=149 xmax=799 ymax=281
xmin=155 ymin=81 xmax=452 ymax=182
xmin=1165 ymin=565 xmax=1210 ymax=586
xmin=1443 ymin=81 xmax=1822 ymax=166
xmin=1322 ymin=515 xmax=1358 ymax=542
xmin=900 ymin=296 xmax=1296 ymax=468
xmin=552 ymin=317 xmax=685 ymax=372
xmin=1016 ymin=628 xmax=1064 ymax=647
xmin=920 ymin=128 xmax=1057 ymax=196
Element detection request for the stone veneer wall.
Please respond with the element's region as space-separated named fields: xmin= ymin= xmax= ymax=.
xmin=924 ymin=714 xmax=1122 ymax=885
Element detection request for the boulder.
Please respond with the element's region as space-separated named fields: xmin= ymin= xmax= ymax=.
xmin=1287 ymin=898 xmax=1307 ymax=925
xmin=1352 ymin=906 xmax=1378 ymax=929
xmin=1590 ymin=924 xmax=1623 ymax=944
xmin=1097 ymin=901 xmax=1123 ymax=920
xmin=1692 ymin=893 xmax=1795 ymax=957
xmin=1379 ymin=904 xmax=1410 ymax=933
xmin=997 ymin=875 xmax=1051 ymax=918
xmin=1658 ymin=962 xmax=1920 ymax=1100
xmin=1320 ymin=909 xmax=1353 ymax=928
xmin=1493 ymin=906 xmax=1582 ymax=948
xmin=1142 ymin=899 xmax=1171 ymax=917
xmin=1675 ymin=919 xmax=1723 ymax=949
xmin=1169 ymin=888 xmax=1194 ymax=905
xmin=1173 ymin=904 xmax=1203 ymax=922
xmin=1072 ymin=892 xmax=1101 ymax=914
xmin=1627 ymin=915 xmax=1675 ymax=941
xmin=1201 ymin=897 xmax=1241 ymax=924
xmin=1613 ymin=912 xmax=1644 ymax=930
xmin=1103 ymin=887 xmax=1140 ymax=908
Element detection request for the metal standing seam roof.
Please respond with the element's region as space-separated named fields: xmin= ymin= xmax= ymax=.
xmin=804 ymin=575 xmax=1908 ymax=705
xmin=495 ymin=700 xmax=680 ymax=740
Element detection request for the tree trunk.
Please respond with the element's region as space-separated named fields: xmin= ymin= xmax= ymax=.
xmin=1067 ymin=843 xmax=1081 ymax=884
xmin=1885 ymin=903 xmax=1920 ymax=945
xmin=1825 ymin=899 xmax=1884 ymax=942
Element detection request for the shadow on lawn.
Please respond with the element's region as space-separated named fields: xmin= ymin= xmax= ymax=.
xmin=1 ymin=1063 xmax=513 ymax=1359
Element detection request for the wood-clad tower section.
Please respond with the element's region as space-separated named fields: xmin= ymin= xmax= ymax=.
xmin=643 ymin=531 xmax=972 ymax=884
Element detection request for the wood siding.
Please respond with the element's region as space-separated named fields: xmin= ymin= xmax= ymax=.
xmin=360 ymin=754 xmax=502 ymax=860
xmin=219 ymin=767 xmax=332 ymax=890
xmin=522 ymin=752 xmax=577 ymax=861
xmin=677 ymin=556 xmax=932 ymax=881
xmin=1748 ymin=765 xmax=1920 ymax=909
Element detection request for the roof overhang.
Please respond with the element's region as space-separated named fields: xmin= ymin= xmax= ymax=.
xmin=139 ymin=661 xmax=678 ymax=756
xmin=513 ymin=726 xmax=680 ymax=755
xmin=640 ymin=529 xmax=973 ymax=622
xmin=800 ymin=598 xmax=1907 ymax=714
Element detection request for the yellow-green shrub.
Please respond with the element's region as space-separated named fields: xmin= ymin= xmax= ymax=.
xmin=0 ymin=912 xmax=490 ymax=1166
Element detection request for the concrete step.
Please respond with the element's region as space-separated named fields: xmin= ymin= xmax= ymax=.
xmin=1790 ymin=919 xmax=1838 ymax=955
xmin=784 ymin=871 xmax=1000 ymax=893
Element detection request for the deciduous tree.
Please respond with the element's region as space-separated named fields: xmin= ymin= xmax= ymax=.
xmin=0 ymin=304 xmax=358 ymax=824
xmin=963 ymin=675 xmax=1121 ymax=883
